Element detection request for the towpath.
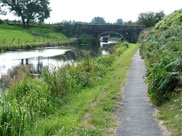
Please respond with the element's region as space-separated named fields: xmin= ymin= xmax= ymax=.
xmin=116 ymin=50 xmax=163 ymax=136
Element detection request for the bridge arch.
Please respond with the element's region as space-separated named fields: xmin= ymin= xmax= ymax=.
xmin=97 ymin=31 xmax=125 ymax=41
xmin=73 ymin=24 xmax=145 ymax=43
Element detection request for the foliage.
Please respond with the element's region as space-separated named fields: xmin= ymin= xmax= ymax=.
xmin=91 ymin=17 xmax=106 ymax=24
xmin=0 ymin=3 xmax=6 ymax=15
xmin=43 ymin=55 xmax=112 ymax=98
xmin=155 ymin=9 xmax=182 ymax=30
xmin=0 ymin=49 xmax=115 ymax=135
xmin=139 ymin=9 xmax=182 ymax=105
xmin=77 ymin=35 xmax=97 ymax=45
xmin=23 ymin=43 xmax=138 ymax=136
xmin=115 ymin=18 xmax=123 ymax=25
xmin=54 ymin=24 xmax=75 ymax=37
xmin=0 ymin=78 xmax=53 ymax=136
xmin=0 ymin=0 xmax=51 ymax=27
xmin=137 ymin=11 xmax=165 ymax=27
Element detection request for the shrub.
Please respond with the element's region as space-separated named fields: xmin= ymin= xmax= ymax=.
xmin=139 ymin=9 xmax=182 ymax=105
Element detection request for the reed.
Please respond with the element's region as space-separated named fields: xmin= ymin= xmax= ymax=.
xmin=0 ymin=49 xmax=115 ymax=135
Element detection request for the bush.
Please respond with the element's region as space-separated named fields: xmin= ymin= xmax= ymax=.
xmin=146 ymin=57 xmax=181 ymax=105
xmin=139 ymin=9 xmax=182 ymax=105
xmin=137 ymin=11 xmax=165 ymax=27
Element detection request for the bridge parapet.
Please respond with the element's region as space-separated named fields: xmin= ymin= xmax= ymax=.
xmin=66 ymin=24 xmax=145 ymax=43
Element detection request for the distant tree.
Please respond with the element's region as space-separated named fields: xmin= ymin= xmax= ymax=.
xmin=0 ymin=3 xmax=6 ymax=24
xmin=0 ymin=3 xmax=6 ymax=15
xmin=137 ymin=11 xmax=165 ymax=27
xmin=155 ymin=11 xmax=165 ymax=22
xmin=0 ymin=6 xmax=2 ymax=14
xmin=60 ymin=20 xmax=88 ymax=25
xmin=124 ymin=20 xmax=133 ymax=25
xmin=91 ymin=17 xmax=106 ymax=24
xmin=0 ymin=0 xmax=51 ymax=27
xmin=116 ymin=18 xmax=123 ymax=25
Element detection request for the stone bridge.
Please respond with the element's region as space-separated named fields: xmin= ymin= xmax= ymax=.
xmin=72 ymin=24 xmax=145 ymax=43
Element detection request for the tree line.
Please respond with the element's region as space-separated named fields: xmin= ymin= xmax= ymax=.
xmin=0 ymin=0 xmax=165 ymax=28
xmin=90 ymin=11 xmax=165 ymax=27
xmin=55 ymin=11 xmax=165 ymax=27
xmin=59 ymin=17 xmax=132 ymax=25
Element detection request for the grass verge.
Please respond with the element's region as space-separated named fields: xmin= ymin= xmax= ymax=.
xmin=157 ymin=93 xmax=182 ymax=136
xmin=25 ymin=43 xmax=138 ymax=136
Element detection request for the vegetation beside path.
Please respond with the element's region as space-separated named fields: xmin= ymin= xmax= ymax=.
xmin=139 ymin=9 xmax=182 ymax=136
xmin=26 ymin=43 xmax=138 ymax=136
xmin=0 ymin=42 xmax=138 ymax=135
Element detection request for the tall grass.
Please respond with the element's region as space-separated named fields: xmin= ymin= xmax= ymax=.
xmin=0 ymin=47 xmax=116 ymax=135
xmin=0 ymin=78 xmax=53 ymax=136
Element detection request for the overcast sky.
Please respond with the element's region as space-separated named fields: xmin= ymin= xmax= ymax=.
xmin=0 ymin=0 xmax=182 ymax=23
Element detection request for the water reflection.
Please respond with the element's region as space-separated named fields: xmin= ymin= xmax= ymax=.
xmin=0 ymin=42 xmax=115 ymax=89
xmin=100 ymin=41 xmax=117 ymax=48
xmin=0 ymin=64 xmax=33 ymax=88
xmin=0 ymin=47 xmax=68 ymax=78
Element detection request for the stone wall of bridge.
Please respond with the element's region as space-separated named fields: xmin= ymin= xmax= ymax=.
xmin=65 ymin=24 xmax=145 ymax=43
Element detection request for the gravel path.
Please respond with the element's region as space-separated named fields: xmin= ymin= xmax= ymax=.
xmin=116 ymin=50 xmax=163 ymax=136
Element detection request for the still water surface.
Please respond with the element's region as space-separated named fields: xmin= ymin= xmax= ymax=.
xmin=0 ymin=42 xmax=113 ymax=79
xmin=0 ymin=47 xmax=69 ymax=78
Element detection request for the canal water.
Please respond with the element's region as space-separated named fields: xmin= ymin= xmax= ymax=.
xmin=0 ymin=47 xmax=69 ymax=78
xmin=0 ymin=42 xmax=116 ymax=89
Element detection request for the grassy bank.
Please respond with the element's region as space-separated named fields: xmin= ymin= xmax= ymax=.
xmin=0 ymin=42 xmax=138 ymax=136
xmin=158 ymin=93 xmax=182 ymax=136
xmin=24 ymin=43 xmax=138 ymax=136
xmin=0 ymin=24 xmax=70 ymax=49
xmin=139 ymin=9 xmax=182 ymax=135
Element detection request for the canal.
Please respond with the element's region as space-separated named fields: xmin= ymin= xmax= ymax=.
xmin=0 ymin=42 xmax=116 ymax=89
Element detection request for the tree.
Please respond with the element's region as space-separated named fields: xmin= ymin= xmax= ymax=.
xmin=0 ymin=3 xmax=6 ymax=15
xmin=0 ymin=7 xmax=2 ymax=14
xmin=155 ymin=11 xmax=165 ymax=23
xmin=91 ymin=17 xmax=106 ymax=24
xmin=116 ymin=18 xmax=123 ymax=25
xmin=0 ymin=0 xmax=51 ymax=27
xmin=0 ymin=5 xmax=2 ymax=14
xmin=137 ymin=11 xmax=165 ymax=27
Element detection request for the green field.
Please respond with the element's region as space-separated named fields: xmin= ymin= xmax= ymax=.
xmin=0 ymin=24 xmax=70 ymax=47
xmin=139 ymin=9 xmax=182 ymax=135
